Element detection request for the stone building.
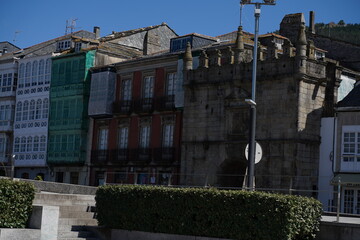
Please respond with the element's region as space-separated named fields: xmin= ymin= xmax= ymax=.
xmin=180 ymin=18 xmax=345 ymax=193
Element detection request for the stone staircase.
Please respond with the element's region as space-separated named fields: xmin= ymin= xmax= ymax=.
xmin=33 ymin=192 xmax=99 ymax=240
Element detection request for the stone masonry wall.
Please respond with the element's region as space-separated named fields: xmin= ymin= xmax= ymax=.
xmin=181 ymin=45 xmax=335 ymax=193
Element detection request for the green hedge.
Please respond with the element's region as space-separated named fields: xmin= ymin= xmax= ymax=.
xmin=96 ymin=185 xmax=322 ymax=240
xmin=0 ymin=179 xmax=35 ymax=228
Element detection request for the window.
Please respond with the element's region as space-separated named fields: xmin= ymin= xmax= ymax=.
xmin=25 ymin=62 xmax=31 ymax=87
xmin=342 ymin=132 xmax=360 ymax=162
xmin=40 ymin=136 xmax=46 ymax=151
xmin=343 ymin=189 xmax=360 ymax=214
xmin=32 ymin=61 xmax=38 ymax=86
xmin=70 ymin=172 xmax=79 ymax=184
xmin=33 ymin=136 xmax=39 ymax=152
xmin=121 ymin=79 xmax=132 ymax=101
xmin=143 ymin=76 xmax=154 ymax=99
xmin=45 ymin=59 xmax=51 ymax=84
xmin=35 ymin=99 xmax=42 ymax=119
xmin=166 ymin=72 xmax=177 ymax=96
xmin=23 ymin=101 xmax=29 ymax=120
xmin=0 ymin=73 xmax=13 ymax=92
xmin=14 ymin=137 xmax=20 ymax=153
xmin=75 ymin=42 xmax=82 ymax=52
xmin=118 ymin=127 xmax=129 ymax=149
xmin=29 ymin=100 xmax=35 ymax=120
xmin=16 ymin=102 xmax=22 ymax=121
xmin=38 ymin=60 xmax=44 ymax=85
xmin=140 ymin=125 xmax=150 ymax=148
xmin=98 ymin=128 xmax=108 ymax=150
xmin=57 ymin=40 xmax=71 ymax=51
xmin=0 ymin=104 xmax=12 ymax=126
xmin=0 ymin=137 xmax=5 ymax=158
xmin=20 ymin=137 xmax=26 ymax=152
xmin=19 ymin=63 xmax=25 ymax=88
xmin=26 ymin=136 xmax=33 ymax=152
xmin=42 ymin=98 xmax=49 ymax=119
xmin=162 ymin=124 xmax=174 ymax=147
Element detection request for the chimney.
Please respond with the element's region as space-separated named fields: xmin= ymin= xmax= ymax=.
xmin=309 ymin=11 xmax=315 ymax=34
xmin=93 ymin=26 xmax=100 ymax=39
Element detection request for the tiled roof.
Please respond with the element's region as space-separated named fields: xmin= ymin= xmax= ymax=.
xmin=337 ymin=83 xmax=360 ymax=108
xmin=173 ymin=33 xmax=219 ymax=41
xmin=100 ymin=23 xmax=177 ymax=41
xmin=259 ymin=33 xmax=289 ymax=40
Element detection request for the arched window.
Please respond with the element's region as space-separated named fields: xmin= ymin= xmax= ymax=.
xmin=25 ymin=62 xmax=31 ymax=87
xmin=27 ymin=136 xmax=33 ymax=152
xmin=19 ymin=63 xmax=25 ymax=88
xmin=16 ymin=101 xmax=22 ymax=121
xmin=23 ymin=101 xmax=29 ymax=120
xmin=33 ymin=136 xmax=39 ymax=152
xmin=38 ymin=60 xmax=44 ymax=85
xmin=29 ymin=100 xmax=35 ymax=120
xmin=42 ymin=98 xmax=49 ymax=119
xmin=20 ymin=137 xmax=26 ymax=152
xmin=45 ymin=59 xmax=51 ymax=84
xmin=14 ymin=137 xmax=20 ymax=153
xmin=32 ymin=61 xmax=38 ymax=86
xmin=35 ymin=99 xmax=42 ymax=119
xmin=40 ymin=136 xmax=46 ymax=151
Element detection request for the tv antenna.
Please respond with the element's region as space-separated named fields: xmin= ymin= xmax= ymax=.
xmin=65 ymin=18 xmax=78 ymax=35
xmin=13 ymin=31 xmax=21 ymax=44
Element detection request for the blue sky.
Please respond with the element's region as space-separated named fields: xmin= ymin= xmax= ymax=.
xmin=1 ymin=0 xmax=359 ymax=49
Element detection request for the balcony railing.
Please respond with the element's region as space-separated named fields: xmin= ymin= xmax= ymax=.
xmin=153 ymin=147 xmax=177 ymax=163
xmin=111 ymin=149 xmax=129 ymax=163
xmin=113 ymin=100 xmax=132 ymax=115
xmin=133 ymin=98 xmax=154 ymax=113
xmin=154 ymin=95 xmax=175 ymax=111
xmin=91 ymin=148 xmax=179 ymax=165
xmin=91 ymin=150 xmax=109 ymax=164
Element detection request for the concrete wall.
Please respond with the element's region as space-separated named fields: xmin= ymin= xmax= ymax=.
xmin=111 ymin=229 xmax=232 ymax=240
xmin=0 ymin=229 xmax=40 ymax=240
xmin=316 ymin=221 xmax=360 ymax=240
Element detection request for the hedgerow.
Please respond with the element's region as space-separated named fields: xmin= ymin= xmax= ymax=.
xmin=0 ymin=179 xmax=35 ymax=228
xmin=96 ymin=185 xmax=322 ymax=240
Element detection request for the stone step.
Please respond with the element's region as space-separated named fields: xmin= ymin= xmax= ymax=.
xmin=58 ymin=238 xmax=99 ymax=240
xmin=60 ymin=211 xmax=96 ymax=219
xmin=34 ymin=192 xmax=95 ymax=206
xmin=58 ymin=230 xmax=94 ymax=238
xmin=59 ymin=218 xmax=98 ymax=227
xmin=59 ymin=205 xmax=96 ymax=213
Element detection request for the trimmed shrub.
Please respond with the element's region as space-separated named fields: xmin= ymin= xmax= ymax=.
xmin=96 ymin=185 xmax=322 ymax=240
xmin=0 ymin=179 xmax=35 ymax=228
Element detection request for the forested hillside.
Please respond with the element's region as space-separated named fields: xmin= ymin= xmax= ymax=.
xmin=314 ymin=21 xmax=360 ymax=45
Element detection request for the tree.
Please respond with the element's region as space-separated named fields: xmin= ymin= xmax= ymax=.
xmin=338 ymin=20 xmax=345 ymax=26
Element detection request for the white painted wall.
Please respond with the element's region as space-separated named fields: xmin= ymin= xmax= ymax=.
xmin=318 ymin=117 xmax=336 ymax=211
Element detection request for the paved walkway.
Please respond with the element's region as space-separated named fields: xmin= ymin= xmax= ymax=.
xmin=321 ymin=215 xmax=360 ymax=225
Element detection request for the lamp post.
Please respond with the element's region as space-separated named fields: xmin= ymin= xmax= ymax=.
xmin=241 ymin=0 xmax=276 ymax=191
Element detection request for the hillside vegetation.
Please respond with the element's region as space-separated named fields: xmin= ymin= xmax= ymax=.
xmin=314 ymin=21 xmax=360 ymax=45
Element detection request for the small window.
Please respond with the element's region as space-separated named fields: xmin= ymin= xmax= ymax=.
xmin=98 ymin=128 xmax=108 ymax=150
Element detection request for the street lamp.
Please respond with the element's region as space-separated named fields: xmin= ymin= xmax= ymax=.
xmin=241 ymin=0 xmax=276 ymax=191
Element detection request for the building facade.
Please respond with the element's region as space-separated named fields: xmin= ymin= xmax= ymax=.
xmin=11 ymin=30 xmax=97 ymax=180
xmin=0 ymin=45 xmax=19 ymax=176
xmin=89 ymin=54 xmax=182 ymax=186
xmin=180 ymin=21 xmax=343 ymax=193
